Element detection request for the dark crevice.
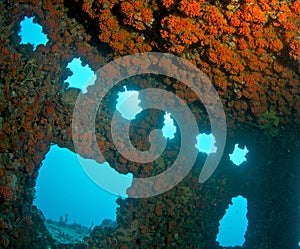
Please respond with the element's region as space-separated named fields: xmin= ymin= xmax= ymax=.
xmin=63 ymin=0 xmax=113 ymax=58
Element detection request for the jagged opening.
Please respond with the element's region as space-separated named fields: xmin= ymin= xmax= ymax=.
xmin=195 ymin=133 xmax=217 ymax=154
xmin=18 ymin=16 xmax=48 ymax=50
xmin=34 ymin=145 xmax=129 ymax=244
xmin=216 ymin=195 xmax=248 ymax=247
xmin=229 ymin=144 xmax=249 ymax=166
xmin=65 ymin=57 xmax=96 ymax=93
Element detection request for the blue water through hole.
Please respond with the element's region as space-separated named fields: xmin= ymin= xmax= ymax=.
xmin=18 ymin=16 xmax=48 ymax=50
xmin=162 ymin=112 xmax=176 ymax=139
xmin=116 ymin=86 xmax=142 ymax=120
xmin=34 ymin=145 xmax=133 ymax=227
xmin=195 ymin=133 xmax=217 ymax=154
xmin=216 ymin=195 xmax=248 ymax=247
xmin=229 ymin=144 xmax=249 ymax=166
xmin=65 ymin=57 xmax=96 ymax=93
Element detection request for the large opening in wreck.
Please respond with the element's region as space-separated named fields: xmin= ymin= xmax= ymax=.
xmin=34 ymin=145 xmax=130 ymax=244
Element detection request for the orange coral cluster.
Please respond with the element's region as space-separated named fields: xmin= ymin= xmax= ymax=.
xmin=120 ymin=1 xmax=154 ymax=30
xmin=178 ymin=0 xmax=203 ymax=17
xmin=162 ymin=0 xmax=174 ymax=9
xmin=82 ymin=0 xmax=152 ymax=55
xmin=160 ymin=15 xmax=204 ymax=53
xmin=4 ymin=0 xmax=300 ymax=133
xmin=40 ymin=0 xmax=300 ymax=71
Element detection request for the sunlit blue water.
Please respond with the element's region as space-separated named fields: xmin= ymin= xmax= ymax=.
xmin=162 ymin=112 xmax=176 ymax=139
xmin=33 ymin=145 xmax=130 ymax=227
xmin=229 ymin=144 xmax=249 ymax=166
xmin=195 ymin=133 xmax=217 ymax=154
xmin=116 ymin=86 xmax=142 ymax=120
xmin=216 ymin=196 xmax=248 ymax=247
xmin=65 ymin=57 xmax=96 ymax=93
xmin=18 ymin=16 xmax=48 ymax=49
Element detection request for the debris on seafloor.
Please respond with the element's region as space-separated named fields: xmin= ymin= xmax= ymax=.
xmin=45 ymin=219 xmax=92 ymax=244
xmin=44 ymin=218 xmax=117 ymax=244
